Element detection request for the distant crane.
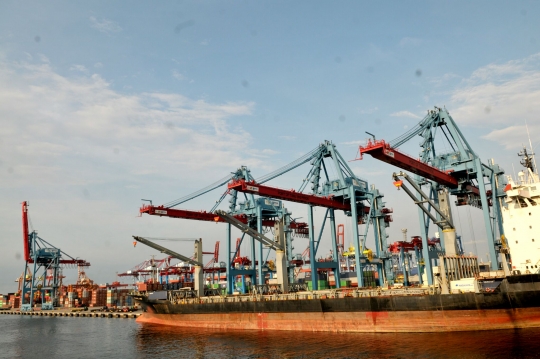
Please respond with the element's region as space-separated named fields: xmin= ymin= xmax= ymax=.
xmin=20 ymin=201 xmax=90 ymax=311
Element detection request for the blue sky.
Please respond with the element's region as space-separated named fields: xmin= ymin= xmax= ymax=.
xmin=1 ymin=1 xmax=540 ymax=293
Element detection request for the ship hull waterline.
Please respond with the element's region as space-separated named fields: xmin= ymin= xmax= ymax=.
xmin=137 ymin=307 xmax=540 ymax=333
xmin=135 ymin=286 xmax=540 ymax=333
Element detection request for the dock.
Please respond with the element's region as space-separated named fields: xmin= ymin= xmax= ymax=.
xmin=0 ymin=309 xmax=142 ymax=319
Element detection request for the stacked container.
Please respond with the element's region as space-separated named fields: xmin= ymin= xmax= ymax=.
xmin=363 ymin=270 xmax=377 ymax=288
xmin=306 ymin=280 xmax=329 ymax=290
xmin=90 ymin=288 xmax=107 ymax=307
xmin=8 ymin=294 xmax=20 ymax=309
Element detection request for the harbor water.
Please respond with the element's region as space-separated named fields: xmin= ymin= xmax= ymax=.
xmin=2 ymin=315 xmax=540 ymax=359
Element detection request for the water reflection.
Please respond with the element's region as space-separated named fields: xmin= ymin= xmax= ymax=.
xmin=135 ymin=323 xmax=540 ymax=359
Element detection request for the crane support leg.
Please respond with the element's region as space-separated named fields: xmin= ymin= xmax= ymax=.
xmin=349 ymin=186 xmax=365 ymax=288
xmin=226 ymin=223 xmax=232 ymax=295
xmin=475 ymin=158 xmax=499 ymax=270
xmin=257 ymin=206 xmax=264 ymax=286
xmin=419 ymin=206 xmax=434 ymax=285
xmin=308 ymin=205 xmax=318 ymax=290
xmin=329 ymin=209 xmax=341 ymax=289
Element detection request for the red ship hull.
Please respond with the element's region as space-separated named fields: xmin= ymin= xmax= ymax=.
xmin=137 ymin=307 xmax=540 ymax=333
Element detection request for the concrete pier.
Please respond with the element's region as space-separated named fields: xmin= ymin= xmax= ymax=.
xmin=0 ymin=309 xmax=141 ymax=319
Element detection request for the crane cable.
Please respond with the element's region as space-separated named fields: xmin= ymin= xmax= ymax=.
xmin=163 ymin=174 xmax=233 ymax=209
xmin=256 ymin=146 xmax=323 ymax=184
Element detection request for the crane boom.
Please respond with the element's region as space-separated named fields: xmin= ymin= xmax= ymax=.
xmin=358 ymin=140 xmax=459 ymax=188
xmin=228 ymin=179 xmax=351 ymax=210
xmin=139 ymin=205 xmax=310 ymax=233
xmin=132 ymin=236 xmax=203 ymax=266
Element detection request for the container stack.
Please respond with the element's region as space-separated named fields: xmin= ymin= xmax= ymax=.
xmin=90 ymin=288 xmax=107 ymax=307
xmin=363 ymin=270 xmax=377 ymax=288
xmin=306 ymin=280 xmax=329 ymax=290
xmin=104 ymin=289 xmax=133 ymax=307
xmin=0 ymin=294 xmax=6 ymax=308
xmin=106 ymin=289 xmax=117 ymax=306
xmin=8 ymin=294 xmax=20 ymax=309
xmin=66 ymin=291 xmax=77 ymax=308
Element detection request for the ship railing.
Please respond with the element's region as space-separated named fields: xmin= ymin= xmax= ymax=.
xmin=168 ymin=288 xmax=198 ymax=303
xmin=289 ymin=283 xmax=308 ymax=292
xmin=252 ymin=284 xmax=283 ymax=295
xmin=203 ymin=288 xmax=223 ymax=297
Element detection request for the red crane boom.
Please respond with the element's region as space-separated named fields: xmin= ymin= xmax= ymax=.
xmin=358 ymin=140 xmax=459 ymax=188
xmin=227 ymin=179 xmax=370 ymax=213
xmin=139 ymin=205 xmax=309 ymax=235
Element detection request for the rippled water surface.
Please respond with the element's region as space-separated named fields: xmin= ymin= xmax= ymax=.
xmin=2 ymin=315 xmax=540 ymax=358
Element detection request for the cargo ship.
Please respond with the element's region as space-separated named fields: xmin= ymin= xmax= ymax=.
xmin=133 ymin=145 xmax=540 ymax=333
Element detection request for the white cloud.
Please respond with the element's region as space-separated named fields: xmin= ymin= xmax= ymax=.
xmin=482 ymin=124 xmax=540 ymax=150
xmin=90 ymin=16 xmax=122 ymax=34
xmin=0 ymin=60 xmax=261 ymax=188
xmin=389 ymin=110 xmax=421 ymax=119
xmin=38 ymin=54 xmax=50 ymax=63
xmin=450 ymin=53 xmax=540 ymax=125
xmin=69 ymin=64 xmax=88 ymax=73
xmin=172 ymin=70 xmax=184 ymax=81
xmin=94 ymin=62 xmax=103 ymax=68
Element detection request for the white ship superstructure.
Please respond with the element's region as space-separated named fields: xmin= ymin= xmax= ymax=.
xmin=502 ymin=147 xmax=540 ymax=274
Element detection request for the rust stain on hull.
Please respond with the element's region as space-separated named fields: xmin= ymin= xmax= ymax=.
xmin=136 ymin=308 xmax=540 ymax=333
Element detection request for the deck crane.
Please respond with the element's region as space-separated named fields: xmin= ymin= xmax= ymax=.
xmin=227 ymin=140 xmax=394 ymax=289
xmin=358 ymin=107 xmax=507 ymax=284
xmin=20 ymin=201 xmax=90 ymax=311
xmin=132 ymin=236 xmax=205 ymax=296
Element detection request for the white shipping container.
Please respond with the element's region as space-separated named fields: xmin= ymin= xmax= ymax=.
xmin=450 ymin=278 xmax=479 ymax=293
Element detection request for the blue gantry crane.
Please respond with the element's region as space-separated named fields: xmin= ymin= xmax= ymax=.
xmin=20 ymin=201 xmax=90 ymax=311
xmin=140 ymin=140 xmax=394 ymax=292
xmin=359 ymin=106 xmax=507 ymax=285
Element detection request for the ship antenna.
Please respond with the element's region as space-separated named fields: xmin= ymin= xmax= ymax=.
xmin=526 ymin=121 xmax=538 ymax=174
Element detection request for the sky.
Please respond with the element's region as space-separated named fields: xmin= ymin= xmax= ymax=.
xmin=1 ymin=1 xmax=540 ymax=294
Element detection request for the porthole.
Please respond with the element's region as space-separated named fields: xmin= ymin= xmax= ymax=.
xmin=516 ymin=241 xmax=519 ymax=244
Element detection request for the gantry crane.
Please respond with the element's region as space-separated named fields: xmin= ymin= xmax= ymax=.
xmin=138 ymin=140 xmax=393 ymax=292
xmin=117 ymin=256 xmax=172 ymax=284
xmin=225 ymin=140 xmax=394 ymax=289
xmin=358 ymin=107 xmax=507 ymax=284
xmin=20 ymin=201 xmax=90 ymax=311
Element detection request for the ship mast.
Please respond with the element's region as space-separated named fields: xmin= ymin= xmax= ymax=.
xmin=526 ymin=122 xmax=538 ymax=175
